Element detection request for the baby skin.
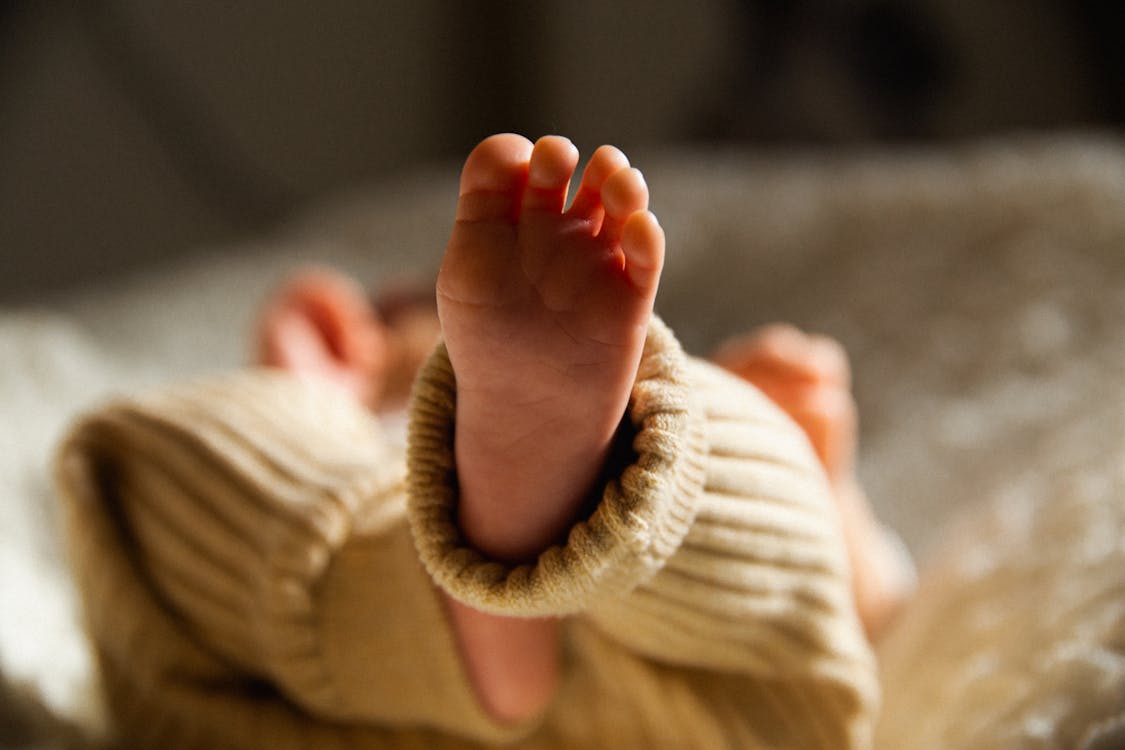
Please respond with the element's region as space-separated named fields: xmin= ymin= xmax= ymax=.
xmin=257 ymin=134 xmax=912 ymax=726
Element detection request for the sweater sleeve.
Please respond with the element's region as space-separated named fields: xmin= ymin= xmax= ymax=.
xmin=55 ymin=370 xmax=533 ymax=748
xmin=407 ymin=318 xmax=878 ymax=747
xmin=586 ymin=359 xmax=879 ymax=747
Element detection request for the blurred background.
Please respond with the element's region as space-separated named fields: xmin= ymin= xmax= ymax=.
xmin=1 ymin=0 xmax=1123 ymax=303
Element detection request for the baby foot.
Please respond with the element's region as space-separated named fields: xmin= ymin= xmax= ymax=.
xmin=714 ymin=325 xmax=915 ymax=638
xmin=438 ymin=134 xmax=664 ymax=561
xmin=256 ymin=268 xmax=389 ymax=409
xmin=713 ymin=324 xmax=856 ymax=485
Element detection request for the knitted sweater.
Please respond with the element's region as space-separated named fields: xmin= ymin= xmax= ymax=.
xmin=55 ymin=319 xmax=877 ymax=749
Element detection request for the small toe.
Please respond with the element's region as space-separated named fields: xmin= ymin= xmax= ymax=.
xmin=598 ymin=167 xmax=649 ymax=243
xmin=522 ymin=136 xmax=580 ymax=214
xmin=457 ymin=133 xmax=534 ymax=223
xmin=567 ymin=145 xmax=630 ymax=224
xmin=620 ymin=211 xmax=664 ymax=291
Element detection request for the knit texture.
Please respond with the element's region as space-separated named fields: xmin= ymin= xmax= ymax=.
xmin=408 ymin=318 xmax=878 ymax=747
xmin=56 ymin=319 xmax=877 ymax=749
xmin=57 ymin=372 xmax=524 ymax=748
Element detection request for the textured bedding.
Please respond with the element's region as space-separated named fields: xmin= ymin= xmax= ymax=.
xmin=3 ymin=135 xmax=1125 ymax=748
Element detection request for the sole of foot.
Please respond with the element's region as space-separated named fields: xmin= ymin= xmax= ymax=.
xmin=438 ymin=134 xmax=666 ymax=561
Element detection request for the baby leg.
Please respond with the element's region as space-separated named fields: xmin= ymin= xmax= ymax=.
xmin=437 ymin=134 xmax=664 ymax=722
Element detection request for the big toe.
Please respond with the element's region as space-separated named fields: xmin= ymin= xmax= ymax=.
xmin=457 ymin=134 xmax=534 ymax=223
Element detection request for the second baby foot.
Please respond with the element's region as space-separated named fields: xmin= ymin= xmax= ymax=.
xmin=713 ymin=324 xmax=856 ymax=485
xmin=714 ymin=324 xmax=915 ymax=638
xmin=438 ymin=134 xmax=665 ymax=561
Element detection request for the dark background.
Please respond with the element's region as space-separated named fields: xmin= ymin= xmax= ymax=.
xmin=2 ymin=0 xmax=1122 ymax=303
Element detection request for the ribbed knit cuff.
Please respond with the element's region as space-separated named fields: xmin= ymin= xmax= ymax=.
xmin=406 ymin=317 xmax=709 ymax=617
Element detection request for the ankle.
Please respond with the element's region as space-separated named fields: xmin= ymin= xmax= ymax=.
xmin=454 ymin=406 xmax=619 ymax=561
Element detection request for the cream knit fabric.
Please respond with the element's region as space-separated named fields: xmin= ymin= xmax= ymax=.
xmin=56 ymin=318 xmax=877 ymax=749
